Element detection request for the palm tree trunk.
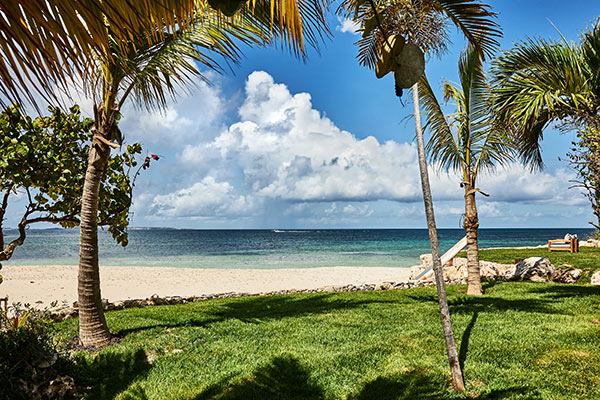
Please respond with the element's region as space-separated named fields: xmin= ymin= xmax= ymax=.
xmin=464 ymin=184 xmax=483 ymax=295
xmin=412 ymin=84 xmax=465 ymax=392
xmin=78 ymin=107 xmax=113 ymax=348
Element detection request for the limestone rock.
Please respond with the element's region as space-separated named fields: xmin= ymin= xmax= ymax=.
xmin=514 ymin=257 xmax=556 ymax=282
xmin=420 ymin=254 xmax=433 ymax=268
xmin=591 ymin=270 xmax=600 ymax=285
xmin=551 ymin=268 xmax=582 ymax=283
xmin=409 ymin=264 xmax=427 ymax=280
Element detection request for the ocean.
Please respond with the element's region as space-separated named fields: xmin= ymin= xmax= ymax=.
xmin=2 ymin=228 xmax=593 ymax=269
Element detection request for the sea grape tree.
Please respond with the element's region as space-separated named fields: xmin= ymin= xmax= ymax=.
xmin=0 ymin=105 xmax=145 ymax=270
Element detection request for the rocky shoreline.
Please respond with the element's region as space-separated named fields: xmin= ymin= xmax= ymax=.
xmin=48 ymin=256 xmax=595 ymax=321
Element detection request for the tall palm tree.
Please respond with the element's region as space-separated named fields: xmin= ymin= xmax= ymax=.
xmin=419 ymin=45 xmax=514 ymax=296
xmin=338 ymin=0 xmax=501 ymax=391
xmin=71 ymin=6 xmax=329 ymax=347
xmin=491 ymin=18 xmax=600 ymax=167
xmin=0 ymin=0 xmax=327 ymax=109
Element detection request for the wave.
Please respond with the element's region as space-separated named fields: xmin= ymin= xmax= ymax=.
xmin=272 ymin=229 xmax=311 ymax=233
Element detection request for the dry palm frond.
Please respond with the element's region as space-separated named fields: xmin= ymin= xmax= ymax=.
xmin=0 ymin=0 xmax=330 ymax=109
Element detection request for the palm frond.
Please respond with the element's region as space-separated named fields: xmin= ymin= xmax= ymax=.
xmin=430 ymin=0 xmax=501 ymax=59
xmin=491 ymin=34 xmax=594 ymax=169
xmin=93 ymin=8 xmax=279 ymax=112
xmin=0 ymin=0 xmax=331 ymax=109
xmin=424 ymin=46 xmax=514 ymax=182
xmin=419 ymin=74 xmax=463 ymax=172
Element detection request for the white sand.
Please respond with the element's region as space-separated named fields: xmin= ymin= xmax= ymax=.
xmin=0 ymin=265 xmax=411 ymax=307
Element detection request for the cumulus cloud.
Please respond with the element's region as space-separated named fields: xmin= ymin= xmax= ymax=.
xmin=120 ymin=76 xmax=227 ymax=146
xmin=149 ymin=177 xmax=259 ymax=218
xmin=185 ymin=71 xmax=422 ymax=203
xmin=135 ymin=71 xmax=589 ymax=225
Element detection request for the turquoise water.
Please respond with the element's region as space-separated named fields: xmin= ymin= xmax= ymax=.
xmin=3 ymin=228 xmax=593 ymax=269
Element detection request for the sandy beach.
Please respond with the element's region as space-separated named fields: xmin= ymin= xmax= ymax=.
xmin=0 ymin=264 xmax=411 ymax=307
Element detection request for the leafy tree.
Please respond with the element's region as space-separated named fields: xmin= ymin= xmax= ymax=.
xmin=338 ymin=0 xmax=501 ymax=391
xmin=0 ymin=105 xmax=146 ymax=285
xmin=492 ymin=18 xmax=600 ymax=168
xmin=563 ymin=127 xmax=600 ymax=233
xmin=419 ymin=45 xmax=514 ymax=296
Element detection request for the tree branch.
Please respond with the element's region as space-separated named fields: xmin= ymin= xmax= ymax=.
xmin=0 ymin=206 xmax=32 ymax=262
xmin=0 ymin=186 xmax=13 ymax=250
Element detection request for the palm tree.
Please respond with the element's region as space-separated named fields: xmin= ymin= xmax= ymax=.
xmin=0 ymin=0 xmax=326 ymax=109
xmin=338 ymin=0 xmax=501 ymax=391
xmin=69 ymin=6 xmax=329 ymax=347
xmin=491 ymin=18 xmax=600 ymax=167
xmin=419 ymin=45 xmax=514 ymax=296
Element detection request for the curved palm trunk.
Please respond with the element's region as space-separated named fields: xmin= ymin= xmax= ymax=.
xmin=464 ymin=184 xmax=483 ymax=295
xmin=78 ymin=105 xmax=113 ymax=347
xmin=412 ymin=84 xmax=465 ymax=391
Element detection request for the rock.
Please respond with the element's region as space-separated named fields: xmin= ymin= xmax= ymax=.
xmin=409 ymin=265 xmax=426 ymax=280
xmin=591 ymin=270 xmax=600 ymax=285
xmin=551 ymin=268 xmax=582 ymax=283
xmin=514 ymin=257 xmax=556 ymax=282
xmin=581 ymin=239 xmax=600 ymax=247
xmin=420 ymin=254 xmax=432 ymax=268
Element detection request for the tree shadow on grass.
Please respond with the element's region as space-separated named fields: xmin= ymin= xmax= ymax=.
xmin=348 ymin=369 xmax=447 ymax=400
xmin=530 ymin=284 xmax=600 ymax=299
xmin=458 ymin=309 xmax=480 ymax=372
xmin=405 ymin=293 xmax=559 ymax=315
xmin=348 ymin=369 xmax=536 ymax=400
xmin=73 ymin=348 xmax=151 ymax=400
xmin=193 ymin=354 xmax=324 ymax=400
xmin=117 ymin=293 xmax=397 ymax=336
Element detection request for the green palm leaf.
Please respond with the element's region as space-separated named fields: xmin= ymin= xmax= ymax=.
xmin=491 ymin=20 xmax=600 ymax=169
xmin=422 ymin=45 xmax=514 ymax=184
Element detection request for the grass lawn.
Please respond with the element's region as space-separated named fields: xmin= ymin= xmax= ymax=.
xmin=463 ymin=247 xmax=600 ymax=282
xmin=53 ymin=282 xmax=600 ymax=400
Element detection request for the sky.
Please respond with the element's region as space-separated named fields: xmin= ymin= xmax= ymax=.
xmin=7 ymin=1 xmax=600 ymax=230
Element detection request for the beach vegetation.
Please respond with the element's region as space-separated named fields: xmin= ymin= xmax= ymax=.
xmin=0 ymin=105 xmax=144 ymax=268
xmin=339 ymin=0 xmax=502 ymax=391
xmin=1 ymin=303 xmax=76 ymax=399
xmin=419 ymin=45 xmax=515 ymax=296
xmin=562 ymin=127 xmax=600 ymax=235
xmin=50 ymin=281 xmax=600 ymax=399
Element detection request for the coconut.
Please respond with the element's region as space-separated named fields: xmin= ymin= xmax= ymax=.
xmin=375 ymin=35 xmax=405 ymax=79
xmin=393 ymin=43 xmax=425 ymax=88
xmin=208 ymin=0 xmax=245 ymax=17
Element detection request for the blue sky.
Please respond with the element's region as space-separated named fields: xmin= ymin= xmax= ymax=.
xmin=7 ymin=1 xmax=600 ymax=230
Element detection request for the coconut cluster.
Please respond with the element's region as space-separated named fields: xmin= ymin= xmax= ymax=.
xmin=375 ymin=34 xmax=425 ymax=89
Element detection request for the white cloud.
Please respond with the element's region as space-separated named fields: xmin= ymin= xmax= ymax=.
xmin=337 ymin=17 xmax=361 ymax=35
xmin=149 ymin=177 xmax=259 ymax=218
xmin=120 ymin=76 xmax=227 ymax=146
xmin=199 ymin=71 xmax=422 ymax=202
xmin=133 ymin=71 xmax=591 ymax=226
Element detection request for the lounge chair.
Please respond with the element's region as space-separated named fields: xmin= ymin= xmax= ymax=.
xmin=548 ymin=238 xmax=579 ymax=253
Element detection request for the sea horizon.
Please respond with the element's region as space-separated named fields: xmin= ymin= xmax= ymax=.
xmin=3 ymin=227 xmax=594 ymax=269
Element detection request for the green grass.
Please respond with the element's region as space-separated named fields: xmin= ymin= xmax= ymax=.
xmin=459 ymin=246 xmax=600 ymax=282
xmin=52 ymin=282 xmax=600 ymax=400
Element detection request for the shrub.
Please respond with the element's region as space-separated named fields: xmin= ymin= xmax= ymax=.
xmin=0 ymin=304 xmax=77 ymax=399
